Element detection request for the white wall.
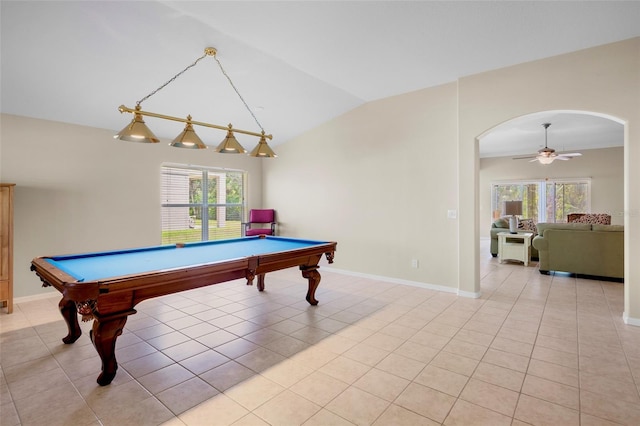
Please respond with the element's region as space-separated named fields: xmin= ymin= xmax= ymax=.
xmin=0 ymin=114 xmax=264 ymax=298
xmin=479 ymin=147 xmax=624 ymax=238
xmin=264 ymin=83 xmax=460 ymax=290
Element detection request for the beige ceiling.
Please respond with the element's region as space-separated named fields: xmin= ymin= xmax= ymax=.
xmin=1 ymin=1 xmax=638 ymax=156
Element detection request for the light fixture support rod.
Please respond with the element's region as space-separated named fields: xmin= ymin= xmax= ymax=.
xmin=118 ymin=105 xmax=273 ymax=140
xmin=543 ymin=122 xmax=550 ymax=148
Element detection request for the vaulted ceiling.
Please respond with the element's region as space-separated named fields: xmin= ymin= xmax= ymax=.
xmin=1 ymin=1 xmax=638 ymax=157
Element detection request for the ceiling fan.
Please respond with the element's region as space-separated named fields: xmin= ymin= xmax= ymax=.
xmin=513 ymin=123 xmax=582 ymax=164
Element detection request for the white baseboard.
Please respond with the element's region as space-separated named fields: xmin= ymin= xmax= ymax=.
xmin=457 ymin=289 xmax=482 ymax=299
xmin=623 ymin=312 xmax=640 ymax=327
xmin=323 ymin=266 xmax=466 ymax=295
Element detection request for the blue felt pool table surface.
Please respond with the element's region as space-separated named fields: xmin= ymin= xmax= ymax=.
xmin=45 ymin=236 xmax=330 ymax=282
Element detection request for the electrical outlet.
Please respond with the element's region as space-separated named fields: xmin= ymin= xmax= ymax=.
xmin=447 ymin=209 xmax=457 ymax=219
xmin=411 ymin=259 xmax=419 ymax=268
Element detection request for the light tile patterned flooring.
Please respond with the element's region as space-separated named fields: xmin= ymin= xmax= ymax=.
xmin=2 ymin=243 xmax=640 ymax=425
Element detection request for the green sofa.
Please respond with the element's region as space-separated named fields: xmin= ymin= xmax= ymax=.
xmin=490 ymin=218 xmax=539 ymax=259
xmin=532 ymin=223 xmax=624 ymax=280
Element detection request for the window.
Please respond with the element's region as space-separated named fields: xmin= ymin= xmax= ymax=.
xmin=491 ymin=178 xmax=591 ymax=223
xmin=161 ymin=164 xmax=246 ymax=244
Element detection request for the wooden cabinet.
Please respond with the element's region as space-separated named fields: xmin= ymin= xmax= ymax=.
xmin=1 ymin=183 xmax=15 ymax=313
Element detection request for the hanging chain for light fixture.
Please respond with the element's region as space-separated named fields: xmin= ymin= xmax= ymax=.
xmin=136 ymin=51 xmax=209 ymax=107
xmin=115 ymin=47 xmax=276 ymax=157
xmin=212 ymin=52 xmax=265 ymax=134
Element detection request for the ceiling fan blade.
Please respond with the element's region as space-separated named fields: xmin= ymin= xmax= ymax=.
xmin=554 ymin=153 xmax=582 ymax=161
xmin=557 ymin=153 xmax=582 ymax=157
xmin=513 ymin=155 xmax=538 ymax=160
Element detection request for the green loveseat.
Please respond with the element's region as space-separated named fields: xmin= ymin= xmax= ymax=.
xmin=490 ymin=218 xmax=539 ymax=259
xmin=532 ymin=222 xmax=624 ymax=280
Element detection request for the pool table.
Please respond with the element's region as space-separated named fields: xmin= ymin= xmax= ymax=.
xmin=31 ymin=235 xmax=336 ymax=386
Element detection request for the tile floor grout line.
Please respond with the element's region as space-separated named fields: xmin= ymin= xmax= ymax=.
xmin=2 ymin=251 xmax=636 ymax=426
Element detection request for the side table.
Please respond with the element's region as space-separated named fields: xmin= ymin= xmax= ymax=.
xmin=497 ymin=232 xmax=533 ymax=266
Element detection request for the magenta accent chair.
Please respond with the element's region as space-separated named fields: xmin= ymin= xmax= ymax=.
xmin=244 ymin=209 xmax=276 ymax=236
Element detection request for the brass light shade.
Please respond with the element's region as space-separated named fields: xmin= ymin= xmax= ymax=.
xmin=114 ymin=112 xmax=159 ymax=143
xmin=249 ymin=133 xmax=277 ymax=158
xmin=170 ymin=117 xmax=207 ymax=149
xmin=214 ymin=125 xmax=247 ymax=154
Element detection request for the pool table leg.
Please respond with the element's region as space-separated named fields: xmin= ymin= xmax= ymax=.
xmin=59 ymin=298 xmax=82 ymax=344
xmin=257 ymin=274 xmax=265 ymax=292
xmin=90 ymin=314 xmax=130 ymax=386
xmin=301 ymin=266 xmax=321 ymax=306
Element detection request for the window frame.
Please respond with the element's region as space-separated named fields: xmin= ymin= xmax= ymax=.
xmin=491 ymin=177 xmax=591 ymax=223
xmin=161 ymin=163 xmax=247 ymax=243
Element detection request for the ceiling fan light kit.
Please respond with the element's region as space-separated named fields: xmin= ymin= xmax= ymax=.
xmin=115 ymin=47 xmax=277 ymax=158
xmin=513 ymin=122 xmax=581 ymax=164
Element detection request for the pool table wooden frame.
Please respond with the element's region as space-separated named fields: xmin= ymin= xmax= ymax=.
xmin=31 ymin=236 xmax=336 ymax=386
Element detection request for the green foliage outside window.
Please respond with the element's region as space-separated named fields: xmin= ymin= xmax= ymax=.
xmin=492 ymin=179 xmax=590 ymax=223
xmin=161 ymin=166 xmax=246 ymax=243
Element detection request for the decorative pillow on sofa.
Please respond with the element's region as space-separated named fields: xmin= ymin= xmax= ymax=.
xmin=493 ymin=218 xmax=509 ymax=228
xmin=518 ymin=218 xmax=538 ymax=234
xmin=573 ymin=213 xmax=611 ymax=225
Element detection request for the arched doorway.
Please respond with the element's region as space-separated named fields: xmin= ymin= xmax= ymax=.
xmin=475 ymin=109 xmax=625 ymax=287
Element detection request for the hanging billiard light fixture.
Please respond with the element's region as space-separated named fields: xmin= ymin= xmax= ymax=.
xmin=115 ymin=47 xmax=276 ymax=157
